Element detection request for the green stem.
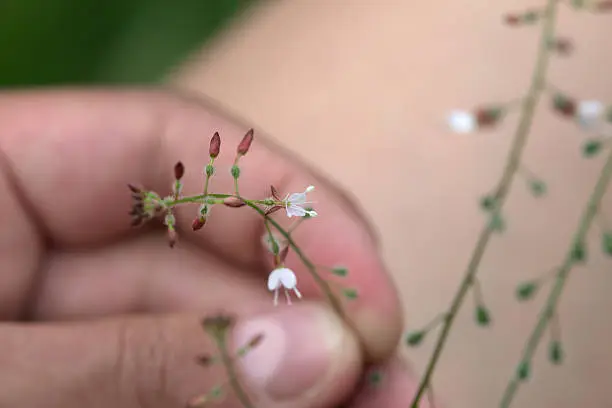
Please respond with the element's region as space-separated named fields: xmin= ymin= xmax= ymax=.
xmin=500 ymin=147 xmax=612 ymax=407
xmin=410 ymin=1 xmax=560 ymax=406
xmin=215 ymin=333 xmax=256 ymax=408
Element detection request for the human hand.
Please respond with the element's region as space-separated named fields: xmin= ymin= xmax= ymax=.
xmin=0 ymin=88 xmax=426 ymax=408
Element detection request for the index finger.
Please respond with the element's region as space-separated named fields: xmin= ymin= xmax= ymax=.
xmin=0 ymin=88 xmax=403 ymax=360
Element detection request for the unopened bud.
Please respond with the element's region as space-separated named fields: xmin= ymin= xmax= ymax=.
xmin=247 ymin=333 xmax=264 ymax=348
xmin=596 ymin=0 xmax=612 ymax=11
xmin=174 ymin=161 xmax=185 ymax=180
xmin=223 ymin=196 xmax=246 ymax=208
xmin=127 ymin=183 xmax=141 ymax=194
xmin=237 ymin=128 xmax=254 ymax=155
xmin=192 ymin=216 xmax=206 ymax=231
xmin=209 ymin=132 xmax=221 ymax=158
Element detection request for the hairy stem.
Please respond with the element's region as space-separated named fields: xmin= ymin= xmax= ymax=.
xmin=500 ymin=146 xmax=612 ymax=407
xmin=410 ymin=1 xmax=560 ymax=406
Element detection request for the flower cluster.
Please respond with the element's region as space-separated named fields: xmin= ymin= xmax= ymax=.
xmin=127 ymin=130 xmax=357 ymax=309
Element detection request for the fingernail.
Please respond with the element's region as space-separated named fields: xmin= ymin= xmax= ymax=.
xmin=233 ymin=304 xmax=346 ymax=402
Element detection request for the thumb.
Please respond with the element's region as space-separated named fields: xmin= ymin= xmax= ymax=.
xmin=1 ymin=303 xmax=362 ymax=408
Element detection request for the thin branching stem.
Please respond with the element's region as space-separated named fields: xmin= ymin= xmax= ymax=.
xmin=410 ymin=1 xmax=560 ymax=406
xmin=500 ymin=147 xmax=612 ymax=407
xmin=214 ymin=333 xmax=256 ymax=408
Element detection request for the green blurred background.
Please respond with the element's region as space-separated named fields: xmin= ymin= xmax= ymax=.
xmin=0 ymin=0 xmax=253 ymax=86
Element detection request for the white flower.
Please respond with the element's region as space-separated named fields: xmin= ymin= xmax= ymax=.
xmin=448 ymin=110 xmax=476 ymax=133
xmin=577 ymin=100 xmax=604 ymax=129
xmin=267 ymin=267 xmax=302 ymax=306
xmin=283 ymin=186 xmax=318 ymax=218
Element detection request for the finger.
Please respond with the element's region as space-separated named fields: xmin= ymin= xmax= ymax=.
xmin=1 ymin=303 xmax=362 ymax=408
xmin=31 ymin=234 xmax=268 ymax=320
xmin=0 ymin=88 xmax=402 ymax=360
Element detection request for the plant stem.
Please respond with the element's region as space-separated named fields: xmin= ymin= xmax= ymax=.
xmin=499 ymin=146 xmax=612 ymax=407
xmin=215 ymin=334 xmax=256 ymax=408
xmin=409 ymin=2 xmax=560 ymax=406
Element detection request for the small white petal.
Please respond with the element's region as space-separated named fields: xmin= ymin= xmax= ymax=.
xmin=287 ymin=192 xmax=307 ymax=205
xmin=286 ymin=205 xmax=307 ymax=218
xmin=267 ymin=269 xmax=282 ymax=291
xmin=578 ymin=100 xmax=604 ymax=118
xmin=305 ymin=185 xmax=315 ymax=193
xmin=278 ymin=268 xmax=297 ymax=289
xmin=448 ymin=110 xmax=476 ymax=134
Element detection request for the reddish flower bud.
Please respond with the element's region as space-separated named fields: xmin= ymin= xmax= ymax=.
xmin=127 ymin=183 xmax=141 ymax=194
xmin=195 ymin=354 xmax=214 ymax=366
xmin=174 ymin=161 xmax=185 ymax=180
xmin=552 ymin=94 xmax=576 ymax=117
xmin=596 ymin=1 xmax=612 ymax=11
xmin=223 ymin=196 xmax=246 ymax=208
xmin=503 ymin=14 xmax=521 ymax=25
xmin=549 ymin=37 xmax=573 ymax=55
xmin=209 ymin=131 xmax=221 ymax=158
xmin=192 ymin=216 xmax=206 ymax=231
xmin=247 ymin=333 xmax=265 ymax=348
xmin=475 ymin=108 xmax=501 ymax=127
xmin=237 ymin=128 xmax=254 ymax=155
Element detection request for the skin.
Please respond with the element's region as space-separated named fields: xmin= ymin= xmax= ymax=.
xmin=172 ymin=1 xmax=612 ymax=407
xmin=0 ymin=88 xmax=420 ymax=408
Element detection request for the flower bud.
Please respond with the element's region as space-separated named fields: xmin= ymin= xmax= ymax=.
xmin=237 ymin=128 xmax=254 ymax=155
xmin=192 ymin=216 xmax=206 ymax=231
xmin=552 ymin=93 xmax=576 ymax=117
xmin=223 ymin=196 xmax=246 ymax=208
xmin=174 ymin=161 xmax=185 ymax=180
xmin=209 ymin=132 xmax=221 ymax=158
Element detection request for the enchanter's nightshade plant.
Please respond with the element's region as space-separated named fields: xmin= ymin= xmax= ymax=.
xmin=128 ymin=129 xmax=358 ymax=407
xmin=407 ymin=1 xmax=612 ymax=408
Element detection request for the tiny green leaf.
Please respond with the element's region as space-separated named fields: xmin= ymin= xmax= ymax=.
xmin=331 ymin=266 xmax=348 ymax=277
xmin=405 ymin=331 xmax=425 ymax=347
xmin=602 ymin=232 xmax=612 ymax=256
xmin=489 ymin=212 xmax=506 ymax=233
xmin=205 ymin=164 xmax=215 ymax=177
xmin=523 ymin=11 xmax=539 ymax=23
xmin=517 ymin=361 xmax=530 ymax=381
xmin=528 ymin=179 xmax=547 ymax=197
xmin=343 ymin=288 xmax=358 ymax=300
xmin=570 ymin=240 xmax=586 ymax=263
xmin=516 ymin=281 xmax=538 ymax=301
xmin=548 ymin=341 xmax=564 ymax=365
xmin=475 ymin=305 xmax=491 ymax=327
xmin=480 ymin=195 xmax=497 ymax=212
xmin=583 ymin=139 xmax=603 ymax=157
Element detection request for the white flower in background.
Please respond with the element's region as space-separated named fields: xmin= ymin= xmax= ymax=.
xmin=448 ymin=110 xmax=476 ymax=133
xmin=283 ymin=186 xmax=318 ymax=218
xmin=267 ymin=267 xmax=302 ymax=306
xmin=577 ymin=100 xmax=604 ymax=129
